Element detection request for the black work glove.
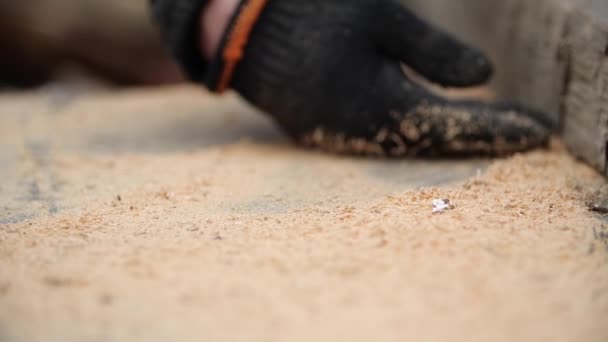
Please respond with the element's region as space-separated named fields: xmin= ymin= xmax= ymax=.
xmin=151 ymin=0 xmax=554 ymax=157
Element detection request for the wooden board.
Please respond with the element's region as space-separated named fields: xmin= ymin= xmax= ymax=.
xmin=1 ymin=86 xmax=607 ymax=342
xmin=0 ymin=86 xmax=488 ymax=224
xmin=405 ymin=0 xmax=608 ymax=176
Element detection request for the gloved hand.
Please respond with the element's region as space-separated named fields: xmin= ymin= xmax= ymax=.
xmin=151 ymin=0 xmax=554 ymax=156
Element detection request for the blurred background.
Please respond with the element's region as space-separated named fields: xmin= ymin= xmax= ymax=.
xmin=0 ymin=0 xmax=564 ymax=116
xmin=0 ymin=0 xmax=184 ymax=88
xmin=0 ymin=0 xmax=502 ymax=87
xmin=0 ymin=0 xmax=492 ymax=89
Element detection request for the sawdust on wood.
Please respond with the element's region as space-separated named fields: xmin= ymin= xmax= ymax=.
xmin=0 ymin=139 xmax=607 ymax=342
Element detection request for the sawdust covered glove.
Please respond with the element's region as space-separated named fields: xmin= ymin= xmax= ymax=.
xmin=151 ymin=0 xmax=555 ymax=157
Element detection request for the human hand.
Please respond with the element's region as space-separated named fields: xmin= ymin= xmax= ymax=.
xmin=152 ymin=0 xmax=554 ymax=156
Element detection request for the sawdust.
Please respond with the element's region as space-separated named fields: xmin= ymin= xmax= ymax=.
xmin=1 ymin=138 xmax=607 ymax=342
xmin=298 ymin=103 xmax=548 ymax=158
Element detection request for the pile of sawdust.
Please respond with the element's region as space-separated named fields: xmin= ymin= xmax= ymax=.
xmin=1 ymin=141 xmax=607 ymax=342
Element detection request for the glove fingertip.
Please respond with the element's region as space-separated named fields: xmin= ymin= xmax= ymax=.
xmin=445 ymin=49 xmax=494 ymax=87
xmin=493 ymin=101 xmax=559 ymax=131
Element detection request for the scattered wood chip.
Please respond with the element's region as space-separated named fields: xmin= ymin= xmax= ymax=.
xmin=590 ymin=204 xmax=608 ymax=214
xmin=433 ymin=199 xmax=455 ymax=214
xmin=587 ymin=186 xmax=608 ymax=214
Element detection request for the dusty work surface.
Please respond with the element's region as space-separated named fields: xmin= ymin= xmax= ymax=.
xmin=0 ymin=86 xmax=607 ymax=342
